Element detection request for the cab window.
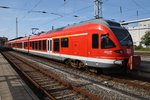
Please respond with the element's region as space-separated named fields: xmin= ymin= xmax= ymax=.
xmin=101 ymin=35 xmax=116 ymax=49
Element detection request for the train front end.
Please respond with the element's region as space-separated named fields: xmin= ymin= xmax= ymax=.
xmin=109 ymin=24 xmax=141 ymax=70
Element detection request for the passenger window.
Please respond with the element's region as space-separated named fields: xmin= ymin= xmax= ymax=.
xmin=43 ymin=40 xmax=46 ymax=50
xmin=37 ymin=41 xmax=39 ymax=50
xmin=18 ymin=43 xmax=22 ymax=48
xmin=61 ymin=38 xmax=68 ymax=48
xmin=30 ymin=42 xmax=32 ymax=47
xmin=101 ymin=35 xmax=116 ymax=49
xmin=24 ymin=42 xmax=27 ymax=48
xmin=35 ymin=41 xmax=38 ymax=50
xmin=39 ymin=40 xmax=41 ymax=50
xmin=50 ymin=40 xmax=52 ymax=51
xmin=53 ymin=39 xmax=60 ymax=52
xmin=48 ymin=40 xmax=49 ymax=51
xmin=23 ymin=42 xmax=26 ymax=48
xmin=32 ymin=42 xmax=34 ymax=49
xmin=92 ymin=34 xmax=99 ymax=49
xmin=33 ymin=41 xmax=35 ymax=50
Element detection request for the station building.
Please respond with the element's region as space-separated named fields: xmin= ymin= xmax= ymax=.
xmin=0 ymin=37 xmax=8 ymax=47
xmin=121 ymin=18 xmax=150 ymax=47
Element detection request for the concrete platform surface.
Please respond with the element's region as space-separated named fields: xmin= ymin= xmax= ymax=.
xmin=0 ymin=53 xmax=39 ymax=100
xmin=141 ymin=56 xmax=150 ymax=62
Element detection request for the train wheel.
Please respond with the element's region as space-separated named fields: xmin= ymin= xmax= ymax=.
xmin=69 ymin=60 xmax=85 ymax=69
xmin=70 ymin=60 xmax=78 ymax=68
xmin=65 ymin=59 xmax=71 ymax=67
xmin=96 ymin=68 xmax=103 ymax=74
xmin=78 ymin=61 xmax=85 ymax=69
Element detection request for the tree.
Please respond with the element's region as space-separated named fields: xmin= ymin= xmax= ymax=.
xmin=141 ymin=31 xmax=150 ymax=46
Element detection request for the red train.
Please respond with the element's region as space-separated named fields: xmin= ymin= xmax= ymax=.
xmin=5 ymin=18 xmax=141 ymax=70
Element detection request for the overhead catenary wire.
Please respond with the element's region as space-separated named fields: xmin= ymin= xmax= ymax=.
xmin=2 ymin=0 xmax=147 ymax=24
xmin=37 ymin=5 xmax=93 ymax=28
xmin=0 ymin=0 xmax=93 ymax=38
xmin=131 ymin=0 xmax=145 ymax=10
xmin=19 ymin=0 xmax=42 ymax=21
xmin=0 ymin=0 xmax=42 ymax=39
xmin=102 ymin=0 xmax=150 ymax=21
xmin=131 ymin=0 xmax=150 ymax=12
xmin=1 ymin=0 xmax=150 ymax=39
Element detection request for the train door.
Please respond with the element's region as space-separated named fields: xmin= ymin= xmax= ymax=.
xmin=48 ymin=38 xmax=52 ymax=54
xmin=72 ymin=41 xmax=79 ymax=55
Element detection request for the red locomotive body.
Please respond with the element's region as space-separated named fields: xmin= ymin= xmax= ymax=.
xmin=5 ymin=19 xmax=140 ymax=70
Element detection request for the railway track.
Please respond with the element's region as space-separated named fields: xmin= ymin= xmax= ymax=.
xmin=18 ymin=51 xmax=150 ymax=91
xmin=1 ymin=51 xmax=99 ymax=100
xmin=2 ymin=51 xmax=150 ymax=100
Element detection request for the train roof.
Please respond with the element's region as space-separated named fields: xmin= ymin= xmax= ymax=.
xmin=8 ymin=37 xmax=24 ymax=41
xmin=7 ymin=18 xmax=121 ymax=42
xmin=46 ymin=18 xmax=121 ymax=33
xmin=65 ymin=18 xmax=121 ymax=29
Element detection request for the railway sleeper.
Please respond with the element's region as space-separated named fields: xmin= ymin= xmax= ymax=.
xmin=29 ymin=74 xmax=45 ymax=78
xmin=47 ymin=87 xmax=69 ymax=93
xmin=55 ymin=93 xmax=77 ymax=100
xmin=31 ymin=74 xmax=45 ymax=77
xmin=37 ymin=80 xmax=54 ymax=85
xmin=30 ymin=76 xmax=46 ymax=80
xmin=30 ymin=77 xmax=52 ymax=83
xmin=56 ymin=93 xmax=86 ymax=100
xmin=24 ymin=70 xmax=36 ymax=72
xmin=30 ymin=76 xmax=43 ymax=79
xmin=50 ymin=90 xmax=73 ymax=97
xmin=42 ymin=83 xmax=60 ymax=88
xmin=35 ymin=79 xmax=55 ymax=85
xmin=27 ymin=71 xmax=42 ymax=75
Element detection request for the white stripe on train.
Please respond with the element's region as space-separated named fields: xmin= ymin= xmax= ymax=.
xmin=14 ymin=48 xmax=123 ymax=65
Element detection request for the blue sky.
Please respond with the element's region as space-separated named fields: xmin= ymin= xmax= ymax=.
xmin=0 ymin=0 xmax=150 ymax=39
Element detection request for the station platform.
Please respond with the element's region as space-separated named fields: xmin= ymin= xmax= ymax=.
xmin=134 ymin=50 xmax=150 ymax=53
xmin=0 ymin=53 xmax=39 ymax=100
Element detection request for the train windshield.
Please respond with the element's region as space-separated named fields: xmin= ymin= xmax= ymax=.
xmin=111 ymin=28 xmax=133 ymax=46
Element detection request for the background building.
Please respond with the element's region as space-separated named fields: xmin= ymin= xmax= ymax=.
xmin=121 ymin=18 xmax=150 ymax=46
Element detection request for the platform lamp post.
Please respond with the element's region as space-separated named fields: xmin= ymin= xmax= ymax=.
xmin=16 ymin=17 xmax=18 ymax=38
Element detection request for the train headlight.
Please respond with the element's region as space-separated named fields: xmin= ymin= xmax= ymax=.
xmin=114 ymin=49 xmax=124 ymax=54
